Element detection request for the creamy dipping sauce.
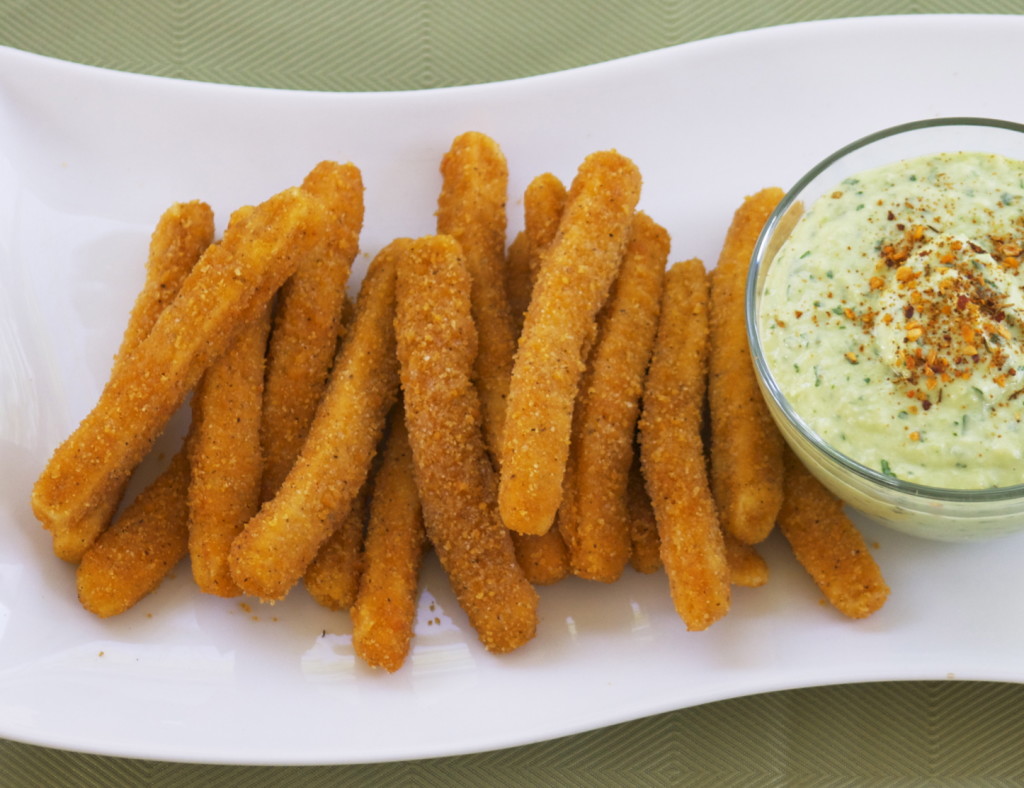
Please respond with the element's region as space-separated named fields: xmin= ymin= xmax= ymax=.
xmin=760 ymin=151 xmax=1024 ymax=489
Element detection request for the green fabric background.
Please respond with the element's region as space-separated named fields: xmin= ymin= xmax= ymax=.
xmin=3 ymin=1 xmax=1024 ymax=785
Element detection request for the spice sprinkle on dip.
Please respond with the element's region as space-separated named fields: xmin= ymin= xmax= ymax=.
xmin=760 ymin=151 xmax=1024 ymax=489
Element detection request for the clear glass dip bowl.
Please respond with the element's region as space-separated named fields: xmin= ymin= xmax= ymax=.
xmin=747 ymin=117 xmax=1024 ymax=541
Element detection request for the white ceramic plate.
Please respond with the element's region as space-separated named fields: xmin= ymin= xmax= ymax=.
xmin=3 ymin=14 xmax=1024 ymax=766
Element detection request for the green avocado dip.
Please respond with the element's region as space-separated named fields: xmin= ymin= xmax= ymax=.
xmin=760 ymin=151 xmax=1024 ymax=489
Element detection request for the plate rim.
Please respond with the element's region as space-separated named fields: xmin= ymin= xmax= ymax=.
xmin=3 ymin=12 xmax=1024 ymax=765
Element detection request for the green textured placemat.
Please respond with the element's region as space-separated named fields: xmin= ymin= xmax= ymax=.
xmin=0 ymin=0 xmax=1017 ymax=91
xmin=3 ymin=682 xmax=1024 ymax=785
xmin=3 ymin=1 xmax=1024 ymax=786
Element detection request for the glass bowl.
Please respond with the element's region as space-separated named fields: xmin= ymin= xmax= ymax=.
xmin=747 ymin=117 xmax=1024 ymax=541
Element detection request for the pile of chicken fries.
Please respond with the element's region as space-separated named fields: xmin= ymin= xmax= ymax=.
xmin=30 ymin=133 xmax=889 ymax=672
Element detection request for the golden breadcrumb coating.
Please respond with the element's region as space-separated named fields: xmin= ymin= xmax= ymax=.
xmin=75 ymin=202 xmax=214 ymax=614
xmin=261 ymin=161 xmax=364 ymax=500
xmin=351 ymin=410 xmax=426 ymax=671
xmin=506 ymin=172 xmax=568 ymax=333
xmin=188 ymin=301 xmax=272 ymax=597
xmin=116 ymin=201 xmax=216 ymax=367
xmin=229 ymin=239 xmax=402 ymax=602
xmin=506 ymin=172 xmax=573 ymax=584
xmin=395 ymin=234 xmax=538 ymax=654
xmin=559 ymin=211 xmax=668 ymax=582
xmin=303 ymin=483 xmax=368 ymax=611
xmin=437 ymin=131 xmax=515 ymax=465
xmin=708 ymin=187 xmax=786 ymax=545
xmin=723 ymin=532 xmax=769 ymax=588
xmin=59 ymin=201 xmax=213 ymax=562
xmin=779 ymin=448 xmax=889 ymax=618
xmin=33 ymin=188 xmax=328 ymax=562
xmin=639 ymin=259 xmax=730 ymax=631
xmin=77 ymin=449 xmax=191 ymax=617
xmin=513 ymin=527 xmax=570 ymax=586
xmin=500 ymin=150 xmax=641 ymax=536
xmin=626 ymin=451 xmax=661 ymax=575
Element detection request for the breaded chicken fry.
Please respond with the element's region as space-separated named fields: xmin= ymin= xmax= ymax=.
xmin=559 ymin=211 xmax=668 ymax=582
xmin=351 ymin=410 xmax=426 ymax=672
xmin=513 ymin=527 xmax=570 ymax=586
xmin=506 ymin=172 xmax=569 ymax=332
xmin=261 ymin=161 xmax=364 ymax=499
xmin=522 ymin=172 xmax=568 ymax=274
xmin=188 ymin=302 xmax=272 ymax=597
xmin=627 ymin=451 xmax=661 ymax=574
xmin=779 ymin=448 xmax=889 ymax=618
xmin=708 ymin=188 xmax=786 ymax=545
xmin=303 ymin=483 xmax=368 ymax=611
xmin=437 ymin=132 xmax=515 ymax=463
xmin=506 ymin=173 xmax=572 ymax=583
xmin=441 ymin=140 xmax=571 ymax=583
xmin=505 ymin=232 xmax=531 ymax=334
xmin=395 ymin=235 xmax=537 ymax=653
xmin=723 ymin=532 xmax=769 ymax=588
xmin=116 ymin=201 xmax=217 ymax=367
xmin=500 ymin=151 xmax=641 ymax=536
xmin=76 ymin=449 xmax=191 ymax=617
xmin=59 ymin=202 xmax=213 ymax=562
xmin=33 ymin=188 xmax=330 ymax=562
xmin=75 ymin=203 xmax=213 ymax=608
xmin=639 ymin=259 xmax=730 ymax=631
xmin=229 ymin=240 xmax=403 ymax=602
